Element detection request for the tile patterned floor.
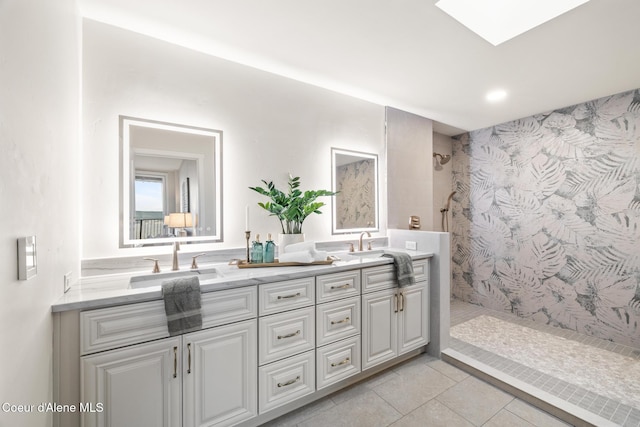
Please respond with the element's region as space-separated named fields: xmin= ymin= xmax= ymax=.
xmin=448 ymin=299 xmax=640 ymax=427
xmin=265 ymin=298 xmax=640 ymax=426
xmin=265 ymin=351 xmax=570 ymax=426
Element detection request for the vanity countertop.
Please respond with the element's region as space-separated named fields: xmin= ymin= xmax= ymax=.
xmin=52 ymin=249 xmax=433 ymax=313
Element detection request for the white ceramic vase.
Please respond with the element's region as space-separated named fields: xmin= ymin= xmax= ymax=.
xmin=278 ymin=233 xmax=305 ymax=251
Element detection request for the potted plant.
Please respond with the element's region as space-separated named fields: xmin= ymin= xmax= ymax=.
xmin=249 ymin=174 xmax=336 ymax=247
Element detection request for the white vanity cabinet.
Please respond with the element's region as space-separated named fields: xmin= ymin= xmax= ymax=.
xmin=314 ymin=270 xmax=362 ymax=390
xmin=257 ymin=278 xmax=316 ymax=413
xmin=81 ymin=336 xmax=182 ymax=427
xmin=80 ymin=286 xmax=258 ymax=427
xmin=55 ymin=255 xmax=432 ymax=427
xmin=361 ymin=259 xmax=429 ymax=370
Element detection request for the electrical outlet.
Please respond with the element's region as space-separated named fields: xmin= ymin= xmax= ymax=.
xmin=64 ymin=272 xmax=72 ymax=293
xmin=405 ymin=241 xmax=417 ymax=250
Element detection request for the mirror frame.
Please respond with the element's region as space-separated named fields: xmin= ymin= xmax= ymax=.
xmin=119 ymin=116 xmax=223 ymax=247
xmin=331 ymin=148 xmax=379 ymax=234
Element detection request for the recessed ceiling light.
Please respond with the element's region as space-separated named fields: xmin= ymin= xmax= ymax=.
xmin=435 ymin=0 xmax=591 ymax=46
xmin=486 ymin=89 xmax=507 ymax=102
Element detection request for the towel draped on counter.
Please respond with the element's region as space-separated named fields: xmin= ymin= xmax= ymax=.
xmin=382 ymin=251 xmax=416 ymax=287
xmin=162 ymin=276 xmax=203 ymax=336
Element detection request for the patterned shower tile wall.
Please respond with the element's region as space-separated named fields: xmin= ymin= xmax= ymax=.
xmin=451 ymin=89 xmax=640 ymax=349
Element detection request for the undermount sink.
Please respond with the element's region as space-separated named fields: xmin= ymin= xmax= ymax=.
xmin=335 ymin=249 xmax=385 ymax=261
xmin=128 ymin=267 xmax=223 ymax=289
xmin=348 ymin=249 xmax=385 ymax=257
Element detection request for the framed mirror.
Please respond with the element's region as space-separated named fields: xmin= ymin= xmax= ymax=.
xmin=331 ymin=148 xmax=379 ymax=234
xmin=120 ymin=116 xmax=223 ymax=247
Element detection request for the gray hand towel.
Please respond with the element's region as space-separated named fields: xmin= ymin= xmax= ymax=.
xmin=162 ymin=276 xmax=203 ymax=336
xmin=382 ymin=251 xmax=416 ymax=287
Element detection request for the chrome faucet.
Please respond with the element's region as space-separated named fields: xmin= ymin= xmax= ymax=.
xmin=172 ymin=241 xmax=180 ymax=271
xmin=358 ymin=231 xmax=371 ymax=252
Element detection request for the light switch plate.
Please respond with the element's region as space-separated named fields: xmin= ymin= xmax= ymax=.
xmin=405 ymin=241 xmax=417 ymax=250
xmin=64 ymin=272 xmax=72 ymax=293
xmin=17 ymin=236 xmax=37 ymax=280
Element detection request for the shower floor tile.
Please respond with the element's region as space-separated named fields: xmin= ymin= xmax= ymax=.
xmin=448 ymin=299 xmax=640 ymax=427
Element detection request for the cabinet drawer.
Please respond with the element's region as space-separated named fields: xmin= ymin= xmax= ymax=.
xmin=80 ymin=286 xmax=257 ymax=355
xmin=412 ymin=259 xmax=429 ymax=283
xmin=316 ymin=270 xmax=360 ymax=303
xmin=316 ymin=296 xmax=360 ymax=347
xmin=316 ymin=336 xmax=361 ymax=390
xmin=258 ymin=307 xmax=315 ymax=365
xmin=362 ymin=259 xmax=429 ymax=292
xmin=361 ymin=265 xmax=395 ymax=293
xmin=259 ymin=277 xmax=315 ymax=316
xmin=259 ymin=351 xmax=315 ymax=414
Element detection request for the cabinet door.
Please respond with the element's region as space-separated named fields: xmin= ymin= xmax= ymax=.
xmin=398 ymin=284 xmax=429 ymax=355
xmin=81 ymin=337 xmax=182 ymax=427
xmin=183 ymin=320 xmax=257 ymax=427
xmin=361 ymin=288 xmax=397 ymax=370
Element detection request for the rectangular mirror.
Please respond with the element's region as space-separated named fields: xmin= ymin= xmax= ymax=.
xmin=120 ymin=116 xmax=223 ymax=247
xmin=332 ymin=148 xmax=379 ymax=234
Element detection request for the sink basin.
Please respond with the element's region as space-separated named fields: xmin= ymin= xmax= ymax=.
xmin=333 ymin=249 xmax=385 ymax=261
xmin=348 ymin=249 xmax=384 ymax=257
xmin=129 ymin=267 xmax=223 ymax=289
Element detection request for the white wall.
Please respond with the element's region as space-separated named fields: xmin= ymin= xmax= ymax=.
xmin=0 ymin=0 xmax=80 ymax=426
xmin=82 ymin=20 xmax=387 ymax=259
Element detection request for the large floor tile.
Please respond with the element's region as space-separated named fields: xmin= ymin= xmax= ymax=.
xmin=298 ymin=390 xmax=402 ymax=427
xmin=426 ymin=359 xmax=470 ymax=382
xmin=390 ymin=399 xmax=475 ymax=427
xmin=436 ymin=376 xmax=514 ymax=426
xmin=263 ymin=396 xmax=336 ymax=426
xmin=373 ymin=363 xmax=457 ymax=415
xmin=483 ymin=409 xmax=535 ymax=427
xmin=504 ymin=399 xmax=571 ymax=427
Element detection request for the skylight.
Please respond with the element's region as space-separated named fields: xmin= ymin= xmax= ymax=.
xmin=435 ymin=0 xmax=591 ymax=46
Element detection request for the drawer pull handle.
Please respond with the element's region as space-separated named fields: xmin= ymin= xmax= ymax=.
xmin=277 ymin=376 xmax=301 ymax=388
xmin=331 ymin=316 xmax=350 ymax=325
xmin=173 ymin=346 xmax=178 ymax=378
xmin=394 ymin=294 xmax=398 ymax=313
xmin=399 ymin=291 xmax=405 ymax=312
xmin=277 ymin=292 xmax=301 ymax=300
xmin=277 ymin=330 xmax=301 ymax=340
xmin=331 ymin=357 xmax=351 ymax=367
xmin=187 ymin=343 xmax=192 ymax=374
xmin=330 ymin=283 xmax=351 ymax=290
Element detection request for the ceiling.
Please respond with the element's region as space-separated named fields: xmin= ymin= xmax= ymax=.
xmin=79 ymin=0 xmax=640 ymax=136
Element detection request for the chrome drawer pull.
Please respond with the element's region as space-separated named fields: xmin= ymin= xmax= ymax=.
xmin=277 ymin=376 xmax=301 ymax=388
xmin=331 ymin=316 xmax=350 ymax=325
xmin=277 ymin=330 xmax=301 ymax=340
xmin=331 ymin=357 xmax=351 ymax=367
xmin=330 ymin=283 xmax=351 ymax=290
xmin=277 ymin=292 xmax=301 ymax=300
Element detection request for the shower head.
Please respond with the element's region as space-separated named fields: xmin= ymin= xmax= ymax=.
xmin=433 ymin=152 xmax=451 ymax=165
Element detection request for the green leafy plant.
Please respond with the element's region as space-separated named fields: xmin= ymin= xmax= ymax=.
xmin=249 ymin=175 xmax=336 ymax=234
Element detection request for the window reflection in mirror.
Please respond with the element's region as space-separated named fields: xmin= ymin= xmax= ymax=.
xmin=331 ymin=148 xmax=378 ymax=234
xmin=120 ymin=116 xmax=223 ymax=247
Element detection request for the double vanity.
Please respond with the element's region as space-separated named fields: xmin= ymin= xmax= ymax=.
xmin=52 ymin=250 xmax=432 ymax=427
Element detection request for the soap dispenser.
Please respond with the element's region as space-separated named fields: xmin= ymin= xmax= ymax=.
xmin=264 ymin=233 xmax=275 ymax=263
xmin=251 ymin=234 xmax=263 ymax=264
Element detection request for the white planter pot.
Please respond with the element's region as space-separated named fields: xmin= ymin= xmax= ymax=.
xmin=278 ymin=233 xmax=305 ymax=251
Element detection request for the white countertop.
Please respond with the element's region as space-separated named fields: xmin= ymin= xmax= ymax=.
xmin=52 ymin=250 xmax=433 ymax=313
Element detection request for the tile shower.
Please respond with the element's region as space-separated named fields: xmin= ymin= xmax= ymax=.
xmin=450 ymin=88 xmax=640 ymax=349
